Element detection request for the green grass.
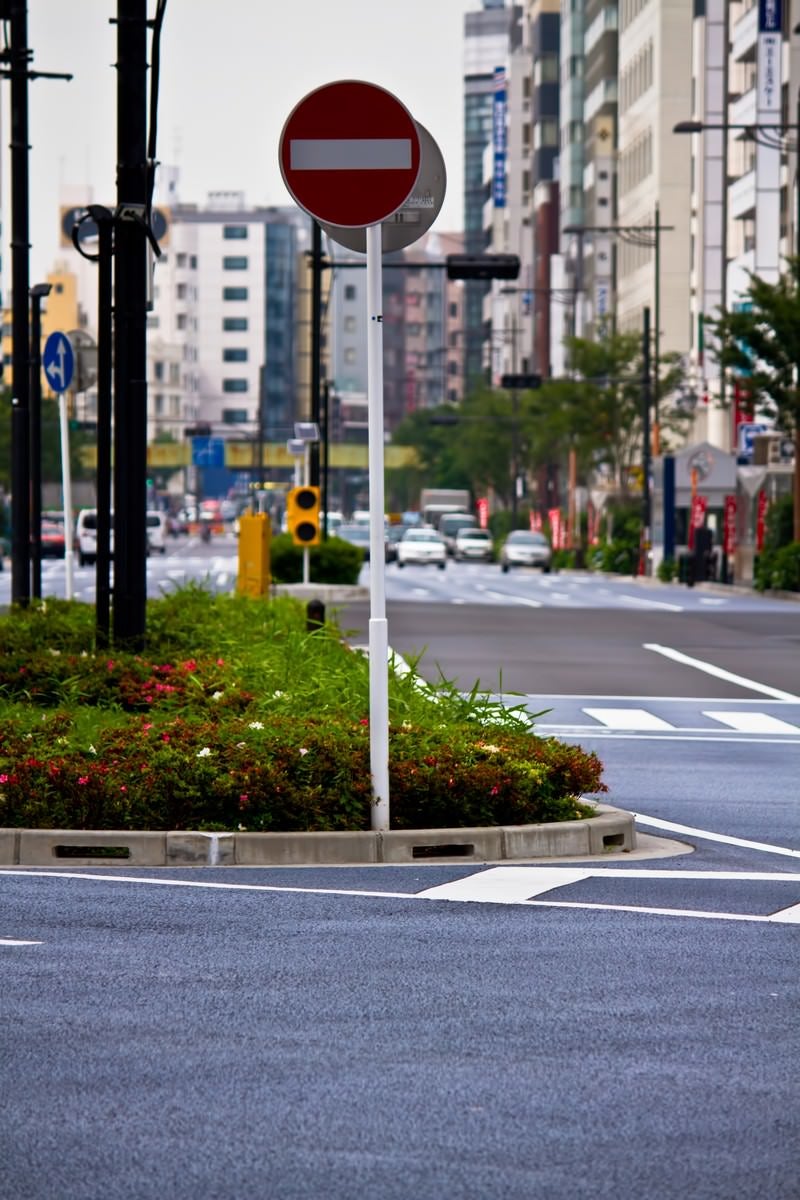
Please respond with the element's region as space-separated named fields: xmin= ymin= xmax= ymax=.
xmin=0 ymin=584 xmax=606 ymax=832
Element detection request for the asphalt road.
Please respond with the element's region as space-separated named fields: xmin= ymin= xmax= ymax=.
xmin=2 ymin=543 xmax=799 ymax=1198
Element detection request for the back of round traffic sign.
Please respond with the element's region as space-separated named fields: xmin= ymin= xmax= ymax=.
xmin=279 ymin=80 xmax=421 ymax=228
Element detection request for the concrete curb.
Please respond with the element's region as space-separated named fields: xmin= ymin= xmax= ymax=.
xmin=0 ymin=804 xmax=635 ymax=867
xmin=271 ymin=584 xmax=369 ymax=603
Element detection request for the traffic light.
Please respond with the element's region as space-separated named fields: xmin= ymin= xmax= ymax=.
xmin=501 ymin=374 xmax=542 ymax=389
xmin=445 ymin=254 xmax=520 ymax=281
xmin=287 ymin=485 xmax=320 ymax=547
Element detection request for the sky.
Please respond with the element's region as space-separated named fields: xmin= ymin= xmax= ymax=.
xmin=12 ymin=0 xmax=482 ymax=286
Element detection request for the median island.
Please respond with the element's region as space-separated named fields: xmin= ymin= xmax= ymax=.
xmin=0 ymin=585 xmax=607 ymax=836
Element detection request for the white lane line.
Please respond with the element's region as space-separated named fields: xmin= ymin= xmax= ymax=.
xmin=699 ymin=597 xmax=727 ymax=606
xmin=633 ymin=813 xmax=800 ymax=859
xmin=703 ymin=711 xmax=800 ymax=735
xmin=644 ymin=643 xmax=800 ymax=702
xmin=483 ymin=590 xmax=543 ymax=608
xmin=542 ymin=731 xmax=800 ymax=744
xmin=0 ymin=937 xmax=42 ymax=945
xmin=5 ymin=868 xmax=799 ymax=925
xmin=583 ymin=707 xmax=676 ymax=731
xmin=619 ymin=593 xmax=684 ymax=612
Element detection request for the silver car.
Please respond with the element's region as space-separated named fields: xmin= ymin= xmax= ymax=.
xmin=500 ymin=530 xmax=552 ymax=573
xmin=453 ymin=528 xmax=494 ymax=562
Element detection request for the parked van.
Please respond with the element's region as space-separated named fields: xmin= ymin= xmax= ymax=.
xmin=146 ymin=511 xmax=168 ymax=554
xmin=74 ymin=509 xmax=114 ymax=567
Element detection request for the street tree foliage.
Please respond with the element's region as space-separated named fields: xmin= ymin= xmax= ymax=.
xmin=0 ymin=387 xmax=93 ymax=494
xmin=390 ymin=329 xmax=687 ymax=513
xmin=703 ymin=257 xmax=800 ymax=539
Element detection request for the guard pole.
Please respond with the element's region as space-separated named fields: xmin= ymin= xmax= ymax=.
xmin=366 ymin=222 xmax=390 ymax=830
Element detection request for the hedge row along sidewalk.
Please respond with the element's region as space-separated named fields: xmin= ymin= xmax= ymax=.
xmin=0 ymin=584 xmax=607 ymax=833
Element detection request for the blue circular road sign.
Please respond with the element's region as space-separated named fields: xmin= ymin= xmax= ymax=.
xmin=43 ymin=332 xmax=75 ymax=393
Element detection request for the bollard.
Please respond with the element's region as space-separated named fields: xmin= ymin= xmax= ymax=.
xmin=306 ymin=598 xmax=325 ymax=632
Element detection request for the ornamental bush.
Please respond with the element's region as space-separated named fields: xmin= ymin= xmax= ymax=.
xmin=0 ymin=587 xmax=606 ymax=832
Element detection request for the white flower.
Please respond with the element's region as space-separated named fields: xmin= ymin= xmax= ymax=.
xmin=88 ymin=745 xmax=97 ymax=756
xmin=211 ymin=690 xmax=224 ymax=701
xmin=48 ymin=648 xmax=61 ymax=657
xmin=402 ymin=721 xmax=412 ymax=730
xmin=248 ymin=721 xmax=264 ymax=730
xmin=272 ymin=690 xmax=284 ymax=699
xmin=238 ymin=823 xmax=246 ymax=831
xmin=236 ymin=741 xmax=246 ymax=749
xmin=298 ymin=747 xmax=309 ymax=757
xmin=196 ymin=746 xmax=212 ymax=758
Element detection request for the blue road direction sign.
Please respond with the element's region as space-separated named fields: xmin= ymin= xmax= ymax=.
xmin=192 ymin=436 xmax=225 ymax=469
xmin=43 ymin=332 xmax=75 ymax=393
xmin=738 ymin=421 xmax=767 ymax=460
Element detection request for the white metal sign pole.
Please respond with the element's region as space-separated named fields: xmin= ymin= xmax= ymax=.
xmin=59 ymin=392 xmax=74 ymax=600
xmin=366 ymin=221 xmax=390 ymax=830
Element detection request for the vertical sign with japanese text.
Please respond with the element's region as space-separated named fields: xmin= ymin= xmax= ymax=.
xmin=492 ymin=67 xmax=506 ymax=209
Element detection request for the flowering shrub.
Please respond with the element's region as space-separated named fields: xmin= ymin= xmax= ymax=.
xmin=0 ymin=588 xmax=607 ymax=832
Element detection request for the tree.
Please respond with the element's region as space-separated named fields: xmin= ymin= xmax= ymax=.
xmin=0 ymin=387 xmax=93 ymax=493
xmin=704 ymin=257 xmax=800 ymax=540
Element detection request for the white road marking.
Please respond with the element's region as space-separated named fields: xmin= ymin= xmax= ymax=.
xmin=699 ymin=597 xmax=727 ymax=606
xmin=484 ymin=590 xmax=543 ymax=608
xmin=4 ymin=867 xmax=799 ymax=925
xmin=644 ymin=643 xmax=800 ymax=701
xmin=619 ymin=593 xmax=684 ymax=612
xmin=703 ymin=711 xmax=800 ymax=735
xmin=583 ymin=707 xmax=676 ymax=731
xmin=633 ymin=813 xmax=800 ymax=859
xmin=0 ymin=937 xmax=42 ymax=946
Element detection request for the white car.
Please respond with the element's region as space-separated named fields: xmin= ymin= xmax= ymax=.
xmin=396 ymin=527 xmax=446 ymax=569
xmin=146 ymin=511 xmax=168 ymax=554
xmin=74 ymin=508 xmax=114 ymax=568
xmin=454 ymin=528 xmax=494 ymax=562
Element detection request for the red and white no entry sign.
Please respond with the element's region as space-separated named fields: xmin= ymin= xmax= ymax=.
xmin=279 ymin=80 xmax=421 ymax=228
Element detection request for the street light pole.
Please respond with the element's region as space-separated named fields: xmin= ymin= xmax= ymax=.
xmin=640 ymin=306 xmax=652 ymax=576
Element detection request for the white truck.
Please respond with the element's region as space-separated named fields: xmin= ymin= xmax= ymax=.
xmin=418 ymin=489 xmax=476 ymax=553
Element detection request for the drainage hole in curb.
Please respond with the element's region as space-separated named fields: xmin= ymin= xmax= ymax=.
xmin=412 ymin=843 xmax=475 ymax=859
xmin=603 ymin=834 xmax=625 ymax=849
xmin=53 ymin=845 xmax=131 ymax=859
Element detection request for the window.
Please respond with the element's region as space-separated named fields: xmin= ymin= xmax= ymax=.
xmin=190 ymin=255 xmax=198 ymax=269
xmin=344 ymin=284 xmax=357 ymax=300
xmin=176 ymin=253 xmax=187 ymax=268
xmin=223 ymin=317 xmax=248 ymax=331
xmin=170 ymin=363 xmax=180 ymax=383
xmin=222 ymin=378 xmax=248 ymax=393
xmin=223 ymin=348 xmax=248 ymax=362
xmin=176 ymin=282 xmax=187 ymax=300
xmin=344 ymin=316 xmax=357 ymax=333
xmin=223 ymin=408 xmax=248 ymax=423
xmin=223 ymin=225 xmax=248 ymax=239
xmin=223 ymin=256 xmax=248 ymax=270
xmin=344 ymin=348 xmax=357 ymax=364
xmin=176 ymin=313 xmax=187 ymax=331
xmin=223 ymin=287 xmax=248 ymax=301
xmin=154 ymin=361 xmax=164 ymax=381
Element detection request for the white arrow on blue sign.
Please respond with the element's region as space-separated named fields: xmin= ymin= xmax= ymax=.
xmin=42 ymin=332 xmax=75 ymax=394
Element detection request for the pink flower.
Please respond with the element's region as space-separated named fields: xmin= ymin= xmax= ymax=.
xmin=359 ymin=718 xmax=369 ymax=726
xmin=161 ymin=734 xmax=170 ymax=743
xmin=120 ymin=785 xmax=127 ymax=792
xmin=489 ymin=785 xmax=500 ymax=796
xmin=142 ymin=723 xmax=153 ymax=732
xmin=0 ymin=774 xmax=8 ymax=784
xmin=217 ymin=658 xmax=225 ymax=666
xmin=78 ymin=776 xmax=89 ymax=785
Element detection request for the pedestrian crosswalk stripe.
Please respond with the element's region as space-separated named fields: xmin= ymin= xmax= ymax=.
xmin=583 ymin=707 xmax=676 ymax=731
xmin=702 ymin=711 xmax=800 ymax=735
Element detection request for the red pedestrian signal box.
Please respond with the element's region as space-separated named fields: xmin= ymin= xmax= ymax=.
xmin=279 ymin=80 xmax=421 ymax=228
xmin=287 ymin=486 xmax=321 ymax=547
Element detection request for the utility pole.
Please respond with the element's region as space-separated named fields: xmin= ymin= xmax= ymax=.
xmin=113 ymin=0 xmax=149 ymax=647
xmin=7 ymin=3 xmax=30 ymax=606
xmin=1 ymin=3 xmax=71 ymax=607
